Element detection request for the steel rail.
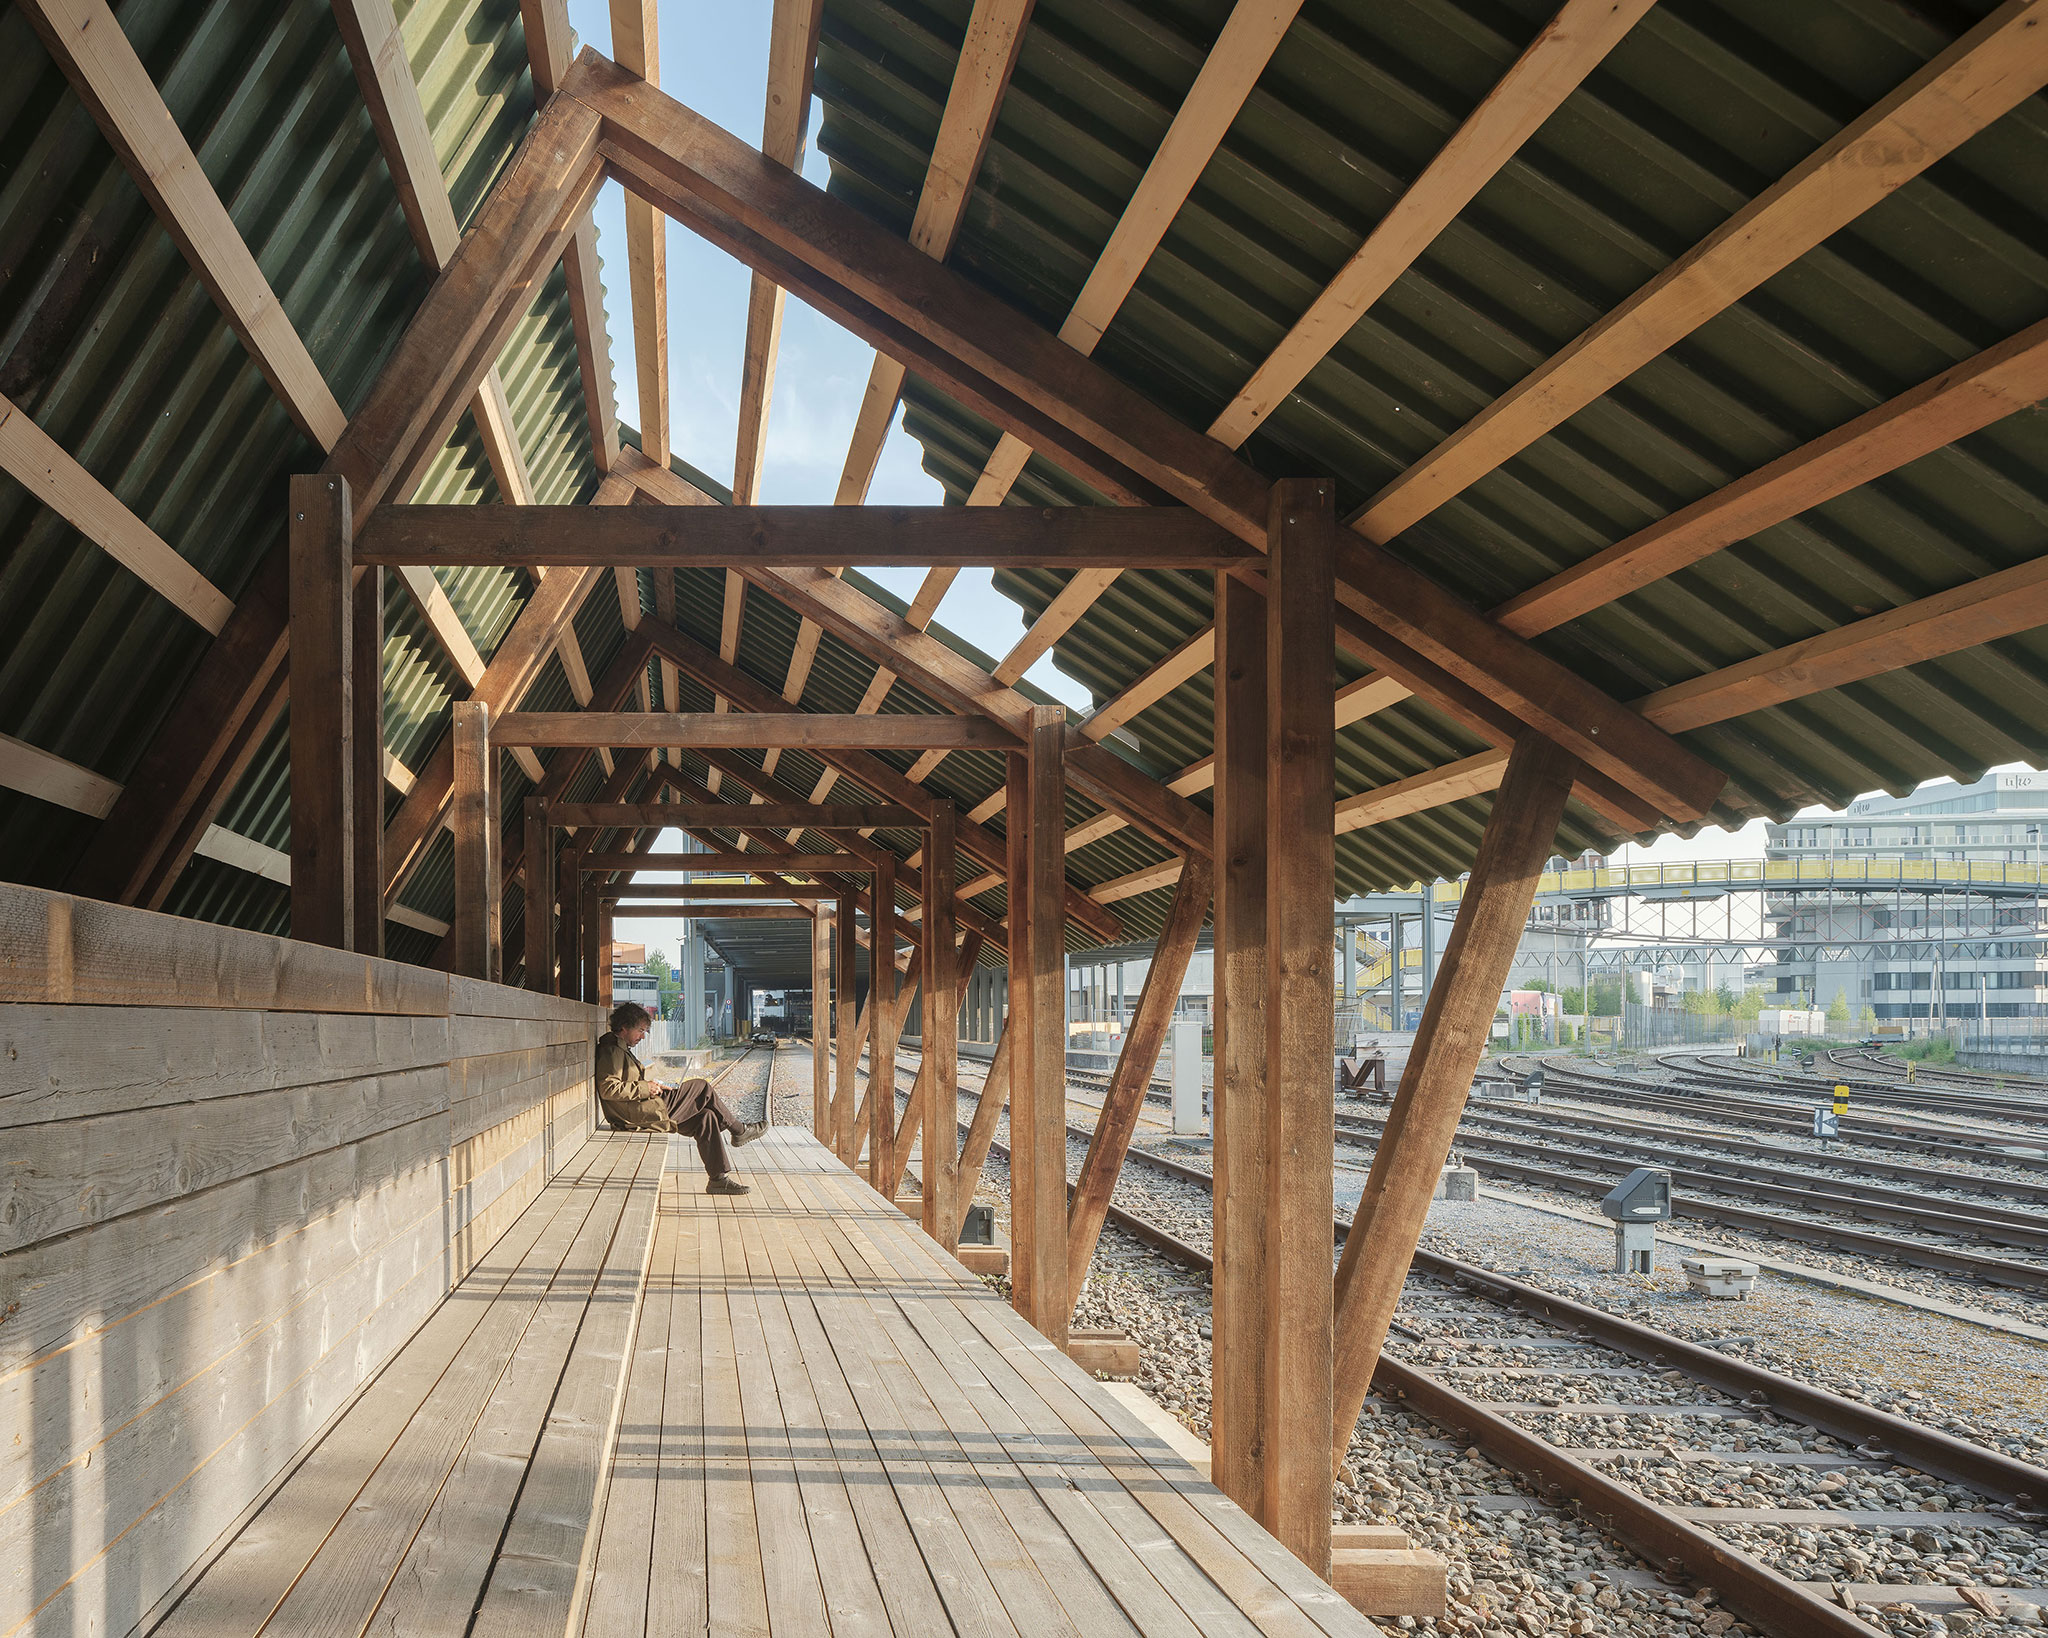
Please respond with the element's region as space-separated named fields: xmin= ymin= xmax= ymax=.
xmin=969 ymin=1124 xmax=2046 ymax=1638
xmin=1345 ymin=1110 xmax=2048 ymax=1248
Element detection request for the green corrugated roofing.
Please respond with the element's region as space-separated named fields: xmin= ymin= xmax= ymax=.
xmin=1 ymin=0 xmax=604 ymax=930
xmin=810 ymin=0 xmax=2048 ymax=932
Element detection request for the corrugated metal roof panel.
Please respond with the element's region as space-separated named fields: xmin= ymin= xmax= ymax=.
xmin=817 ymin=0 xmax=2048 ymax=898
xmin=0 ymin=0 xmax=611 ymax=928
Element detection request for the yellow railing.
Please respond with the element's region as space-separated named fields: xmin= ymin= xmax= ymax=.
xmin=1405 ymin=857 xmax=2048 ymax=903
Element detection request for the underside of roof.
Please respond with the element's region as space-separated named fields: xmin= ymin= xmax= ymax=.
xmin=812 ymin=0 xmax=2048 ymax=931
xmin=6 ymin=0 xmax=2048 ymax=959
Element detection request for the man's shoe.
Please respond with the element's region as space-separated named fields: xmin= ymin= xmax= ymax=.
xmin=731 ymin=1121 xmax=768 ymax=1148
xmin=705 ymin=1176 xmax=751 ymax=1195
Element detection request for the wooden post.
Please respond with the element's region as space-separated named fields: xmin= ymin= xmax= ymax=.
xmin=1066 ymin=856 xmax=1212 ymax=1304
xmin=1010 ymin=708 xmax=1069 ymax=1344
xmin=287 ymin=474 xmax=353 ymax=948
xmin=583 ymin=883 xmax=603 ymax=1004
xmin=525 ymin=797 xmax=552 ymax=993
xmin=954 ymin=1017 xmax=1011 ymax=1234
xmin=870 ymin=855 xmax=898 ymax=1197
xmin=921 ymin=802 xmax=959 ymax=1250
xmin=351 ymin=562 xmax=384 ymax=957
xmin=858 ymin=946 xmax=921 ymax=1164
xmin=1331 ymin=731 xmax=1576 ymax=1467
xmin=557 ymin=844 xmax=582 ymax=999
xmin=1212 ymin=567 xmax=1268 ymax=1514
xmin=813 ymin=906 xmax=831 ymax=1139
xmin=596 ymin=900 xmax=613 ymax=1007
xmin=892 ymin=931 xmax=977 ymax=1196
xmin=451 ymin=700 xmax=495 ymax=980
xmin=836 ymin=891 xmax=858 ymax=1162
xmin=1264 ymin=476 xmax=1337 ymax=1573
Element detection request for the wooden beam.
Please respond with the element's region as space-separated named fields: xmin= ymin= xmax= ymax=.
xmin=1637 ymin=552 xmax=2048 ymax=733
xmin=573 ymin=851 xmax=862 ymax=872
xmin=1066 ymin=855 xmax=1212 ymax=1302
xmin=1262 ymin=478 xmax=1336 ymax=1572
xmin=611 ymin=0 xmax=669 ymax=468
xmin=1498 ymin=314 xmax=2048 ymax=637
xmin=546 ymin=800 xmax=917 ymax=829
xmin=0 ymin=393 xmax=232 ymax=631
xmin=832 ymin=0 xmax=1035 ymax=504
xmin=1329 ymin=733 xmax=1577 ymax=1469
xmin=871 ymin=854 xmax=899 ymax=1206
xmin=813 ymin=906 xmax=832 ymax=1136
xmin=640 ymin=621 xmax=1124 ymax=940
xmin=836 ymin=890 xmax=859 ymax=1161
xmin=1208 ymin=0 xmax=1653 ymax=447
xmin=607 ymin=903 xmax=814 ymax=918
xmin=920 ymin=802 xmax=960 ymax=1250
xmin=352 ymin=566 xmax=385 ymax=957
xmin=1336 ymin=749 xmax=1509 ymax=835
xmin=451 ymin=700 xmax=496 ymax=979
xmin=733 ymin=0 xmax=826 ymax=503
xmin=580 ymin=861 xmax=603 ymax=1002
xmin=1082 ymin=626 xmax=1215 ymax=741
xmin=524 ymin=797 xmax=553 ymax=992
xmin=1211 ymin=566 xmax=1267 ymax=1515
xmin=558 ymin=842 xmax=583 ymax=997
xmin=354 ymin=502 xmax=1248 ymax=567
xmin=583 ymin=60 xmax=1721 ymax=821
xmin=604 ymin=882 xmax=832 ymax=898
xmin=23 ymin=0 xmax=347 ymax=449
xmin=954 ymin=1018 xmax=1012 ymax=1232
xmin=1351 ymin=0 xmax=2048 ymax=545
xmin=68 ymin=92 xmax=604 ymax=910
xmin=491 ymin=711 xmax=1017 ymax=750
xmin=287 ymin=476 xmax=355 ymax=949
xmin=1011 ymin=709 xmax=1069 ymax=1343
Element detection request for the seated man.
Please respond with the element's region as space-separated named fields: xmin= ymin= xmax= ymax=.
xmin=595 ymin=1002 xmax=765 ymax=1194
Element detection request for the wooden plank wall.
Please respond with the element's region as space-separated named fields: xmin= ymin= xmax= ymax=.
xmin=0 ymin=883 xmax=604 ymax=1637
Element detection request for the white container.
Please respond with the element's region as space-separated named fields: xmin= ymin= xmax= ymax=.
xmin=1681 ymin=1256 xmax=1759 ymax=1299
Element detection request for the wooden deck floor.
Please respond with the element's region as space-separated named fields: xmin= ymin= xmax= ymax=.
xmin=148 ymin=1121 xmax=1376 ymax=1637
xmin=580 ymin=1127 xmax=1374 ymax=1638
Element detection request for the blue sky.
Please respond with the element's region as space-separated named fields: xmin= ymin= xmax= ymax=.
xmin=563 ymin=0 xmax=1088 ymax=710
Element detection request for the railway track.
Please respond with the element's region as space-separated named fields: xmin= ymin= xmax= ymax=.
xmin=964 ymin=1114 xmax=2048 ymax=1637
xmin=1669 ymin=1051 xmax=2048 ymax=1129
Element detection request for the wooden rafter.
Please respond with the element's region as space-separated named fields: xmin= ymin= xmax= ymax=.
xmin=732 ymin=0 xmax=826 ymax=505
xmin=965 ymin=0 xmax=1305 ymax=691
xmin=1495 ymin=314 xmax=2048 ymax=637
xmin=490 ymin=712 xmax=1017 ymax=750
xmin=1351 ymin=0 xmax=2048 ymax=546
xmin=1207 ymin=0 xmax=1654 ymax=448
xmin=0 ymin=393 xmax=232 ymax=633
xmin=610 ymin=0 xmax=669 ymax=470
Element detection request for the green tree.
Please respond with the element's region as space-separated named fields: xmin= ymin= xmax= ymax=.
xmin=1715 ymin=981 xmax=1735 ymax=1014
xmin=645 ymin=950 xmax=681 ymax=1019
xmin=1561 ymin=986 xmax=1585 ymax=1017
xmin=1681 ymin=988 xmax=1717 ymax=1016
xmin=1859 ymin=1005 xmax=1878 ymax=1034
xmin=1827 ymin=990 xmax=1850 ymax=1027
xmin=1732 ymin=989 xmax=1764 ymax=1021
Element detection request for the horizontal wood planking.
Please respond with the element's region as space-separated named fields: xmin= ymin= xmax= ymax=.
xmin=0 ymin=890 xmax=606 ymax=1637
xmin=355 ymin=502 xmax=1250 ymax=567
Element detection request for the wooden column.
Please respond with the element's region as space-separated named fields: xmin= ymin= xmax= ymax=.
xmin=861 ymin=946 xmax=922 ymax=1169
xmin=1331 ymin=731 xmax=1576 ymax=1466
xmin=870 ymin=856 xmax=898 ymax=1196
xmin=557 ymin=844 xmax=582 ymax=999
xmin=836 ymin=892 xmax=858 ymax=1162
xmin=287 ymin=474 xmax=353 ymax=948
xmin=1264 ymin=476 xmax=1337 ymax=1572
xmin=524 ymin=797 xmax=552 ymax=993
xmin=813 ymin=906 xmax=831 ymax=1138
xmin=954 ymin=1016 xmax=1011 ymax=1233
xmin=1212 ymin=567 xmax=1268 ymax=1514
xmin=451 ymin=700 xmax=495 ymax=980
xmin=351 ymin=562 xmax=384 ymax=957
xmin=582 ymin=878 xmax=603 ymax=1004
xmin=894 ymin=931 xmax=979 ymax=1197
xmin=920 ymin=802 xmax=959 ymax=1250
xmin=1010 ymin=708 xmax=1069 ymax=1343
xmin=596 ymin=900 xmax=613 ymax=1007
xmin=1066 ymin=856 xmax=1213 ymax=1303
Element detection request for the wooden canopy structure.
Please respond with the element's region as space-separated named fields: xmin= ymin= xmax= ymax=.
xmin=7 ymin=0 xmax=2048 ymax=1627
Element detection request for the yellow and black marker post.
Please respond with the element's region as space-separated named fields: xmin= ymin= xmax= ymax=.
xmin=1832 ymin=1083 xmax=1850 ymax=1118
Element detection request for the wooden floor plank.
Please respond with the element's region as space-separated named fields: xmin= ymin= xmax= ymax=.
xmin=579 ymin=1160 xmax=677 ymax=1634
xmin=696 ymin=1175 xmax=775 ymax=1638
xmin=647 ymin=1159 xmax=714 ymax=1636
xmin=354 ymin=1139 xmax=652 ymax=1635
xmin=151 ymin=1138 xmax=627 ymax=1637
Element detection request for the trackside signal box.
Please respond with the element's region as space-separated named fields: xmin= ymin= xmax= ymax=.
xmin=1600 ymin=1167 xmax=1672 ymax=1276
